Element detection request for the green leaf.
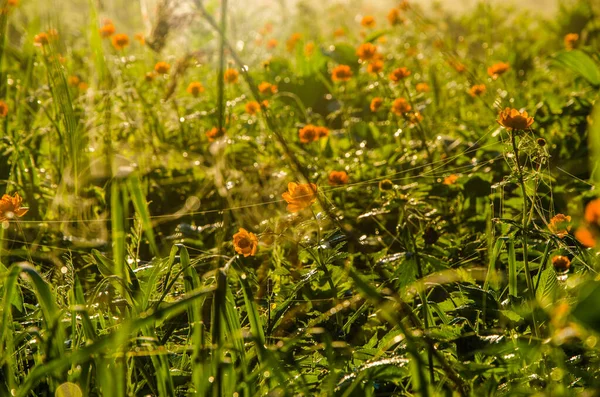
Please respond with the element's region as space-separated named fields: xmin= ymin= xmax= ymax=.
xmin=553 ymin=50 xmax=600 ymax=86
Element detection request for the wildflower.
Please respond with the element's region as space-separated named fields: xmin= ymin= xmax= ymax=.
xmin=267 ymin=39 xmax=278 ymax=49
xmin=407 ymin=111 xmax=423 ymax=125
xmin=0 ymin=193 xmax=28 ymax=221
xmin=245 ymin=101 xmax=261 ymax=115
xmin=552 ymin=256 xmax=571 ymax=272
xmin=304 ymin=42 xmax=315 ymax=57
xmin=135 ymin=33 xmax=145 ymax=45
xmin=450 ymin=60 xmax=466 ymax=73
xmin=361 ymin=16 xmax=375 ymax=28
xmin=154 ymin=61 xmax=170 ymax=74
xmin=186 ymin=82 xmax=204 ymax=97
xmin=548 ymin=214 xmax=572 ymax=238
xmin=575 ymin=226 xmax=596 ymax=247
xmin=333 ymin=28 xmax=346 ymax=38
xmin=367 ymin=60 xmax=383 ymax=74
xmin=379 ymin=179 xmax=394 ymax=191
xmin=68 ymin=75 xmax=80 ymax=86
xmin=286 ymin=33 xmax=302 ymax=52
xmin=416 ymin=83 xmax=430 ymax=93
xmin=145 ymin=72 xmax=156 ymax=82
xmin=443 ymin=174 xmax=459 ymax=185
xmin=258 ymin=82 xmax=278 ymax=95
xmin=537 ymin=138 xmax=546 ymax=147
xmin=469 ymin=84 xmax=486 ymax=97
xmin=299 ymin=125 xmax=319 ymax=143
xmin=34 ymin=32 xmax=49 ymax=46
xmin=370 ymin=97 xmax=383 ymax=112
xmin=356 ymin=43 xmax=378 ymax=61
xmin=224 ymin=68 xmax=239 ymax=84
xmin=332 ymin=65 xmax=353 ymax=82
xmin=111 ymin=33 xmax=129 ymax=50
xmin=99 ymin=23 xmax=116 ymax=38
xmin=78 ymin=82 xmax=89 ymax=91
xmin=316 ymin=126 xmax=329 ymax=138
xmin=328 ymin=171 xmax=349 ymax=186
xmin=487 ymin=62 xmax=510 ymax=79
xmin=497 ymin=108 xmax=534 ymax=130
xmin=0 ymin=100 xmax=8 ymax=117
xmin=389 ymin=67 xmax=411 ymax=82
xmin=233 ymin=228 xmax=259 ymax=257
xmin=282 ymin=182 xmax=317 ymax=213
xmin=584 ymin=199 xmax=600 ymax=225
xmin=391 ymin=98 xmax=411 ymax=115
xmin=388 ymin=8 xmax=404 ymax=26
xmin=564 ymin=33 xmax=579 ymax=51
xmin=206 ymin=127 xmax=225 ymax=142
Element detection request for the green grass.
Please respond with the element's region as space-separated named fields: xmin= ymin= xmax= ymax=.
xmin=1 ymin=0 xmax=600 ymax=395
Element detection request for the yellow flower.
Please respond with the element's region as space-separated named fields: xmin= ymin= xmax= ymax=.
xmin=443 ymin=174 xmax=459 ymax=185
xmin=111 ymin=33 xmax=129 ymax=50
xmin=564 ymin=33 xmax=579 ymax=51
xmin=154 ymin=61 xmax=170 ymax=74
xmin=0 ymin=100 xmax=8 ymax=117
xmin=469 ymin=84 xmax=486 ymax=97
xmin=233 ymin=228 xmax=259 ymax=257
xmin=282 ymin=182 xmax=317 ymax=213
xmin=0 ymin=193 xmax=29 ymax=221
xmin=416 ymin=83 xmax=430 ymax=93
xmin=331 ymin=65 xmax=353 ymax=82
xmin=497 ymin=108 xmax=534 ymax=130
xmin=487 ymin=62 xmax=510 ymax=79
xmin=187 ymin=81 xmax=205 ymax=97
xmin=224 ymin=68 xmax=239 ymax=84
xmin=548 ymin=214 xmax=571 ymax=238
xmin=391 ymin=98 xmax=411 ymax=115
xmin=356 ymin=43 xmax=378 ymax=61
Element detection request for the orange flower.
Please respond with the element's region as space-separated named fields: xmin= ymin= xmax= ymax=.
xmin=388 ymin=8 xmax=404 ymax=26
xmin=282 ymin=182 xmax=317 ymax=213
xmin=267 ymin=39 xmax=278 ymax=49
xmin=187 ymin=81 xmax=205 ymax=97
xmin=584 ymin=199 xmax=600 ymax=225
xmin=305 ymin=42 xmax=315 ymax=57
xmin=361 ymin=15 xmax=375 ymax=28
xmin=370 ymin=97 xmax=383 ymax=112
xmin=367 ymin=60 xmax=383 ymax=74
xmin=258 ymin=82 xmax=278 ymax=95
xmin=469 ymin=84 xmax=486 ymax=97
xmin=487 ymin=62 xmax=510 ymax=79
xmin=34 ymin=33 xmax=49 ymax=47
xmin=134 ymin=33 xmax=145 ymax=45
xmin=548 ymin=214 xmax=572 ymax=238
xmin=245 ymin=101 xmax=261 ymax=115
xmin=443 ymin=174 xmax=459 ymax=185
xmin=299 ymin=125 xmax=320 ymax=143
xmin=332 ymin=65 xmax=353 ymax=82
xmin=552 ymin=256 xmax=571 ymax=272
xmin=449 ymin=60 xmax=466 ymax=73
xmin=416 ymin=83 xmax=430 ymax=93
xmin=233 ymin=228 xmax=259 ymax=257
xmin=206 ymin=127 xmax=225 ymax=142
xmin=407 ymin=111 xmax=423 ymax=125
xmin=564 ymin=33 xmax=579 ymax=51
xmin=576 ymin=226 xmax=596 ymax=248
xmin=316 ymin=126 xmax=329 ymax=138
xmin=0 ymin=193 xmax=28 ymax=221
xmin=333 ymin=28 xmax=346 ymax=38
xmin=328 ymin=171 xmax=349 ymax=186
xmin=99 ymin=23 xmax=116 ymax=38
xmin=497 ymin=108 xmax=534 ymax=130
xmin=286 ymin=33 xmax=302 ymax=52
xmin=68 ymin=75 xmax=80 ymax=86
xmin=8 ymin=0 xmax=19 ymax=6
xmin=224 ymin=68 xmax=239 ymax=84
xmin=389 ymin=67 xmax=411 ymax=82
xmin=391 ymin=98 xmax=411 ymax=115
xmin=154 ymin=61 xmax=170 ymax=74
xmin=0 ymin=100 xmax=8 ymax=117
xmin=111 ymin=33 xmax=129 ymax=50
xmin=356 ymin=43 xmax=378 ymax=61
